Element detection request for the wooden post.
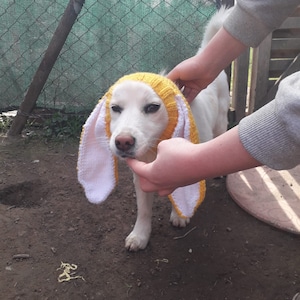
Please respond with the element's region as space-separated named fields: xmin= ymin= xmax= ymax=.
xmin=8 ymin=0 xmax=85 ymax=136
xmin=231 ymin=48 xmax=250 ymax=122
xmin=250 ymin=34 xmax=272 ymax=112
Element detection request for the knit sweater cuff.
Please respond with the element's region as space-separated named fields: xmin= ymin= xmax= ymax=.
xmin=224 ymin=1 xmax=299 ymax=48
xmin=239 ymin=72 xmax=300 ymax=170
xmin=223 ymin=4 xmax=270 ymax=47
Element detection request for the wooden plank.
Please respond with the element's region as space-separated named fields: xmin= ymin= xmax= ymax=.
xmin=231 ymin=48 xmax=250 ymax=122
xmin=273 ymin=28 xmax=300 ymax=39
xmin=271 ymin=38 xmax=300 ymax=50
xmin=266 ymin=53 xmax=300 ymax=103
xmin=249 ymin=34 xmax=272 ymax=112
xmin=268 ymin=79 xmax=277 ymax=88
xmin=269 ymin=69 xmax=288 ymax=79
xmin=269 ymin=58 xmax=293 ymax=72
xmin=269 ymin=58 xmax=294 ymax=78
xmin=280 ymin=17 xmax=300 ymax=29
xmin=271 ymin=48 xmax=300 ymax=58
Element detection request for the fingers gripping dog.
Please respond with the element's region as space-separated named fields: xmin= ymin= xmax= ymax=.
xmin=77 ymin=72 xmax=206 ymax=218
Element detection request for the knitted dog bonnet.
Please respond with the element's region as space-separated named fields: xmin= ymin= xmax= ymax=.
xmin=77 ymin=72 xmax=206 ymax=218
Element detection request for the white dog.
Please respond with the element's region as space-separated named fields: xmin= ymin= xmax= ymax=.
xmin=78 ymin=7 xmax=231 ymax=251
xmin=107 ymin=7 xmax=231 ymax=251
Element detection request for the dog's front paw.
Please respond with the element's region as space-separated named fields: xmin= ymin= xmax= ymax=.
xmin=170 ymin=209 xmax=190 ymax=227
xmin=125 ymin=231 xmax=150 ymax=251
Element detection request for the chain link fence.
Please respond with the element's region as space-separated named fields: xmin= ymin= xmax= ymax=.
xmin=0 ymin=0 xmax=218 ymax=114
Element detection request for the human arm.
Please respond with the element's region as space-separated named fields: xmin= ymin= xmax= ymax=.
xmin=126 ymin=126 xmax=261 ymax=196
xmin=168 ymin=0 xmax=299 ymax=103
xmin=225 ymin=0 xmax=300 ymax=48
xmin=239 ymin=71 xmax=300 ymax=170
xmin=126 ymin=71 xmax=300 ymax=195
xmin=167 ymin=27 xmax=246 ymax=103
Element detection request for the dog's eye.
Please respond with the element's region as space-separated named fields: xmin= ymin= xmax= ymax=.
xmin=111 ymin=105 xmax=122 ymax=113
xmin=144 ymin=103 xmax=160 ymax=114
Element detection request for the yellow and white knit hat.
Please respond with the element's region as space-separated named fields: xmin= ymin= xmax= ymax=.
xmin=77 ymin=72 xmax=206 ymax=218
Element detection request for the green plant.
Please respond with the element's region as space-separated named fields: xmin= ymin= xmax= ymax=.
xmin=42 ymin=111 xmax=86 ymax=139
xmin=0 ymin=115 xmax=13 ymax=133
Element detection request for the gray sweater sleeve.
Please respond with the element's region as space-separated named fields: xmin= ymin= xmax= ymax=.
xmin=239 ymin=71 xmax=300 ymax=170
xmin=224 ymin=0 xmax=300 ymax=47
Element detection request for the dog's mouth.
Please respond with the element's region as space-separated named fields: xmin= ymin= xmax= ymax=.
xmin=118 ymin=152 xmax=136 ymax=159
xmin=115 ymin=147 xmax=149 ymax=160
xmin=114 ymin=149 xmax=136 ymax=159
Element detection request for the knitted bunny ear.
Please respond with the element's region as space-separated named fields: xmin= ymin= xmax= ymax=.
xmin=77 ymin=98 xmax=117 ymax=204
xmin=168 ymin=95 xmax=206 ymax=218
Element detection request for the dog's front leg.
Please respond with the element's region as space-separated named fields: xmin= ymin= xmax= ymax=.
xmin=125 ymin=173 xmax=153 ymax=251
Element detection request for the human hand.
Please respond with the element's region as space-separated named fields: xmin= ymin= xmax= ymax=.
xmin=167 ymin=55 xmax=215 ymax=103
xmin=126 ymin=138 xmax=200 ymax=196
xmin=167 ymin=28 xmax=247 ymax=103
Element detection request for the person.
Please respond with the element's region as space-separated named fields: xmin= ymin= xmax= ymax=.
xmin=126 ymin=0 xmax=300 ymax=197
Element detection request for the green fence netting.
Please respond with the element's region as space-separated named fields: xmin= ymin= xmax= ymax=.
xmin=0 ymin=0 xmax=217 ymax=113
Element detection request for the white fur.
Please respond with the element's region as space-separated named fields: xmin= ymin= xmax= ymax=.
xmin=108 ymin=8 xmax=231 ymax=251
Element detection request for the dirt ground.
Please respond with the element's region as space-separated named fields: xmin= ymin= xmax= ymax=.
xmin=0 ymin=136 xmax=299 ymax=300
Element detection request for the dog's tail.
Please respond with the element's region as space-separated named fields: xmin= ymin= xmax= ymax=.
xmin=200 ymin=6 xmax=233 ymax=48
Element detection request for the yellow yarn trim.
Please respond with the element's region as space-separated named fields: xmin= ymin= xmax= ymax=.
xmin=168 ymin=180 xmax=206 ymax=219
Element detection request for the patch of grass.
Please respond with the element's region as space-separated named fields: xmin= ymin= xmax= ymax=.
xmin=0 ymin=116 xmax=13 ymax=134
xmin=42 ymin=111 xmax=87 ymax=140
xmin=0 ymin=108 xmax=88 ymax=140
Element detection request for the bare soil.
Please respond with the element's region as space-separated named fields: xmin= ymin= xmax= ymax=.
xmin=0 ymin=137 xmax=299 ymax=300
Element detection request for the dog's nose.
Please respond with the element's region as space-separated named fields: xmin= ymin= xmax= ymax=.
xmin=115 ymin=134 xmax=135 ymax=152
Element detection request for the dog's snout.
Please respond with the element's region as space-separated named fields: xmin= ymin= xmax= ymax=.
xmin=115 ymin=134 xmax=135 ymax=152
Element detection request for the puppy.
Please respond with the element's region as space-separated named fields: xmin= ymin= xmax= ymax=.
xmin=108 ymin=7 xmax=231 ymax=251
